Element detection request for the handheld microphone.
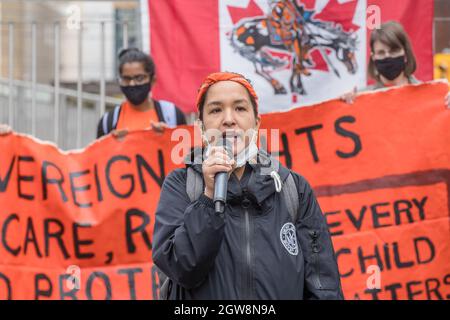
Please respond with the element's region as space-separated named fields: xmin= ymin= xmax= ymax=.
xmin=214 ymin=138 xmax=233 ymax=214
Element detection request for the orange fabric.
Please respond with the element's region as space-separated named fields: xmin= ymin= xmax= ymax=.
xmin=196 ymin=72 xmax=259 ymax=112
xmin=0 ymin=83 xmax=449 ymax=299
xmin=116 ymin=101 xmax=159 ymax=130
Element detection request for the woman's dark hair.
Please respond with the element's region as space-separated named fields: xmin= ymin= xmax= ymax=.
xmin=368 ymin=21 xmax=417 ymax=81
xmin=118 ymin=48 xmax=156 ymax=77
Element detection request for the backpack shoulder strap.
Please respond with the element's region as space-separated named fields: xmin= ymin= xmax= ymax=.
xmin=158 ymin=166 xmax=203 ymax=299
xmin=186 ymin=167 xmax=204 ymax=202
xmin=158 ymin=100 xmax=177 ymax=128
xmin=102 ymin=105 xmax=122 ymax=135
xmin=156 ymin=266 xmax=170 ymax=300
xmin=264 ymin=151 xmax=299 ymax=223
xmin=281 ymin=172 xmax=299 ymax=223
xmin=111 ymin=105 xmax=121 ymax=131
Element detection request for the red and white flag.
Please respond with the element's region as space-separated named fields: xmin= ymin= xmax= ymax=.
xmin=141 ymin=0 xmax=433 ymax=113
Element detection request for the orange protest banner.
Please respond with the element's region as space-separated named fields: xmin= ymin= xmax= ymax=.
xmin=259 ymin=81 xmax=450 ymax=299
xmin=0 ymin=129 xmax=188 ymax=299
xmin=0 ymin=81 xmax=449 ymax=300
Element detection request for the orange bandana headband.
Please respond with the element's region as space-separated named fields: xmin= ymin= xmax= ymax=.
xmin=196 ymin=72 xmax=259 ymax=114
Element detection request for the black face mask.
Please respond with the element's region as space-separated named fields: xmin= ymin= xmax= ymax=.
xmin=374 ymin=55 xmax=406 ymax=81
xmin=120 ymin=82 xmax=151 ymax=105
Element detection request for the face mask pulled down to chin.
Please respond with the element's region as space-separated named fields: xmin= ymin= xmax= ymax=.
xmin=204 ymin=129 xmax=259 ymax=168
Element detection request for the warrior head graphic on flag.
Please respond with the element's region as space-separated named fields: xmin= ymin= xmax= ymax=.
xmin=220 ymin=0 xmax=367 ymax=113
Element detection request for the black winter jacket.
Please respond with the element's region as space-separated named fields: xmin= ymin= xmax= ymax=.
xmin=152 ymin=152 xmax=343 ymax=300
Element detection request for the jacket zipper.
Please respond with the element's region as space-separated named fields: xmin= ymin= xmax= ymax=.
xmin=244 ymin=208 xmax=252 ymax=299
xmin=310 ymin=230 xmax=323 ymax=289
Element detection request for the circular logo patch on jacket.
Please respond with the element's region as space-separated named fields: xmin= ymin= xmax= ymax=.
xmin=280 ymin=222 xmax=298 ymax=256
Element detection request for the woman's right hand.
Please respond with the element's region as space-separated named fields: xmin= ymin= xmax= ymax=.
xmin=202 ymin=146 xmax=235 ymax=199
xmin=0 ymin=124 xmax=12 ymax=136
xmin=340 ymin=86 xmax=357 ymax=104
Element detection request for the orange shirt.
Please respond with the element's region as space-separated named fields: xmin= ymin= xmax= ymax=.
xmin=116 ymin=101 xmax=159 ymax=131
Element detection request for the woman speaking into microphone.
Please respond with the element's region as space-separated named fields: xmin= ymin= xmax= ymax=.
xmin=152 ymin=72 xmax=343 ymax=300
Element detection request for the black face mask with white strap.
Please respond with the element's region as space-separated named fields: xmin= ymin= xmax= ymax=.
xmin=374 ymin=55 xmax=406 ymax=81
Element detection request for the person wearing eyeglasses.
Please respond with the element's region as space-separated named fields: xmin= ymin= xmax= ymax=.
xmin=340 ymin=21 xmax=450 ymax=108
xmin=96 ymin=48 xmax=186 ymax=139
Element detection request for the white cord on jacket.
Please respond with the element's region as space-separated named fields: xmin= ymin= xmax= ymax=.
xmin=270 ymin=171 xmax=282 ymax=193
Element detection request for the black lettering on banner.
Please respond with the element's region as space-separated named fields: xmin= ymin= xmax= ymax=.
xmin=393 ymin=197 xmax=427 ymax=224
xmin=278 ymin=133 xmax=292 ymax=169
xmin=34 ymin=273 xmax=52 ymax=299
xmin=445 ymin=274 xmax=450 ymax=285
xmin=370 ymin=202 xmax=391 ymax=228
xmin=335 ymin=248 xmax=353 ymax=278
xmin=361 ymin=274 xmax=450 ymax=300
xmin=117 ymin=268 xmax=143 ymax=300
xmin=392 ymin=242 xmax=414 ymax=269
xmin=333 ymin=197 xmax=428 ymax=233
xmin=105 ymin=155 xmax=134 ymax=199
xmin=17 ymin=156 xmax=35 ymax=200
xmin=393 ymin=200 xmax=413 ymax=225
xmin=42 ymin=160 xmax=68 ymax=202
xmin=424 ymin=278 xmax=443 ymax=300
xmin=324 ymin=211 xmax=343 ymax=236
xmin=136 ymin=151 xmax=166 ymax=191
xmin=383 ymin=243 xmax=392 ymax=270
xmin=24 ymin=217 xmax=43 ymax=257
xmin=73 ymin=223 xmax=94 ymax=259
xmin=0 ymin=156 xmax=15 ymax=192
xmin=406 ymin=280 xmax=423 ymax=300
xmin=86 ymin=271 xmax=112 ymax=300
xmin=44 ymin=218 xmax=70 ymax=259
xmin=94 ymin=164 xmax=103 ymax=201
xmin=0 ymin=272 xmax=12 ymax=300
xmin=69 ymin=170 xmax=92 ymax=208
xmin=364 ymin=288 xmax=381 ymax=300
xmin=414 ymin=237 xmax=435 ymax=265
xmin=2 ymin=214 xmax=21 ymax=256
xmin=334 ymin=115 xmax=362 ymax=159
xmin=294 ymin=124 xmax=323 ymax=163
xmin=105 ymin=252 xmax=113 ymax=264
xmin=59 ymin=274 xmax=79 ymax=300
xmin=125 ymin=208 xmax=152 ymax=253
xmin=345 ymin=207 xmax=366 ymax=231
xmin=384 ymin=283 xmax=402 ymax=300
xmin=354 ymin=236 xmax=436 ymax=277
xmin=358 ymin=245 xmax=383 ymax=273
xmin=444 ymin=274 xmax=450 ymax=299
xmin=412 ymin=197 xmax=427 ymax=221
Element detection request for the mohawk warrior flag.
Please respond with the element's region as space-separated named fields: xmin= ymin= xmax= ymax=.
xmin=142 ymin=0 xmax=433 ymax=113
xmin=220 ymin=0 xmax=365 ymax=112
